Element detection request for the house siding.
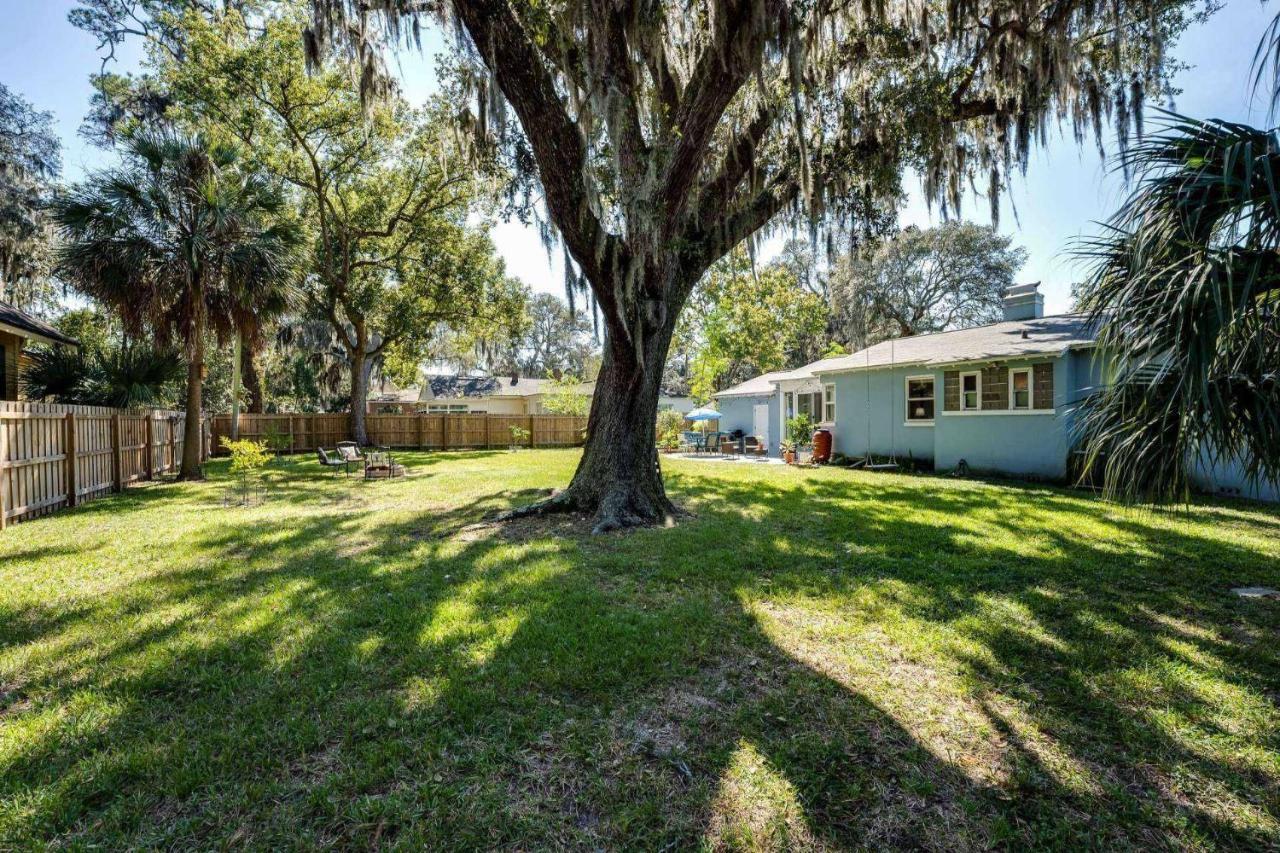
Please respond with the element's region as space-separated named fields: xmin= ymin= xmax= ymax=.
xmin=822 ymin=356 xmax=1072 ymax=478
xmin=826 ymin=367 xmax=937 ymax=463
xmin=715 ymin=393 xmax=780 ymax=456
xmin=0 ymin=330 xmax=21 ymax=401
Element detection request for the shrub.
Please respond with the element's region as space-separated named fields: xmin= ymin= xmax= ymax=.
xmin=508 ymin=425 xmax=531 ymax=450
xmin=261 ymin=424 xmax=292 ymax=456
xmin=656 ymin=409 xmax=684 ymax=450
xmin=785 ymin=414 xmax=815 ymax=449
xmin=219 ymin=437 xmax=272 ymax=504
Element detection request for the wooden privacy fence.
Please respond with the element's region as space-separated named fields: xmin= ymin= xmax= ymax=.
xmin=209 ymin=412 xmax=589 ymax=454
xmin=0 ymin=401 xmax=195 ymax=529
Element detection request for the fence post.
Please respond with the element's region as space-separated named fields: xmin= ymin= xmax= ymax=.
xmin=110 ymin=413 xmax=123 ymax=492
xmin=65 ymin=412 xmax=79 ymax=508
xmin=0 ymin=416 xmax=9 ymax=531
xmin=528 ymin=414 xmax=536 ymax=448
xmin=444 ymin=414 xmax=451 ymax=449
xmin=144 ymin=413 xmax=155 ymax=480
xmin=417 ymin=414 xmax=425 ymax=449
xmin=168 ymin=416 xmax=177 ymax=472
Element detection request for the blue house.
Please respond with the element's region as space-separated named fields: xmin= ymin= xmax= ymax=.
xmin=711 ymin=370 xmax=788 ymax=457
xmin=714 ymin=283 xmax=1277 ymax=501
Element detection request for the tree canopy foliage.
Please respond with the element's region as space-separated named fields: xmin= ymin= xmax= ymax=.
xmin=164 ymin=9 xmax=524 ymax=441
xmin=53 ymin=131 xmax=303 ymax=478
xmin=0 ymin=83 xmax=61 ymax=310
xmin=67 ymin=2 xmax=529 ymax=433
xmin=679 ymin=248 xmax=826 ymax=402
xmin=830 ymin=222 xmax=1027 ymax=343
xmin=300 ymin=0 xmax=1210 ymax=529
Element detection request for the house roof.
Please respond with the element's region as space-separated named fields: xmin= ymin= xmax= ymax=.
xmin=712 ymin=370 xmax=791 ymax=398
xmin=368 ymin=388 xmax=422 ymax=404
xmin=0 ymin=301 xmax=79 ymax=347
xmin=424 ymin=374 xmax=551 ymax=400
xmin=807 ymin=314 xmax=1098 ymax=376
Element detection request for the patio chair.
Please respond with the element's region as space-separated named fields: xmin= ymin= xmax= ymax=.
xmin=743 ymin=436 xmax=767 ymax=457
xmin=335 ymin=441 xmax=364 ymax=466
xmin=316 ymin=447 xmax=352 ymax=476
xmin=363 ymin=447 xmax=406 ymax=480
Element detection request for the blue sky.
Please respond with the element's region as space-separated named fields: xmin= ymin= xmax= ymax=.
xmin=1 ymin=0 xmax=1272 ymax=315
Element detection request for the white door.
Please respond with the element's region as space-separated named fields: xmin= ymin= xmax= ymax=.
xmin=752 ymin=404 xmax=770 ymax=450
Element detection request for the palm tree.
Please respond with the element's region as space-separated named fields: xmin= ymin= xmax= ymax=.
xmin=22 ymin=341 xmax=183 ymax=408
xmin=1073 ymin=113 xmax=1280 ymax=501
xmin=53 ymin=131 xmax=301 ymax=480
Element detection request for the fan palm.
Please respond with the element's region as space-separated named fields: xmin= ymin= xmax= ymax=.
xmin=22 ymin=342 xmax=183 ymax=409
xmin=53 ymin=131 xmax=301 ymax=479
xmin=1073 ymin=113 xmax=1280 ymax=501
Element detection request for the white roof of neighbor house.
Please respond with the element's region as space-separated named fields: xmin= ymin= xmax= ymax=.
xmin=810 ymin=314 xmax=1098 ymax=376
xmin=713 ymin=370 xmax=790 ymax=398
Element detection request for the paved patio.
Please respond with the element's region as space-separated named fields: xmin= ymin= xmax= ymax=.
xmin=664 ymin=452 xmax=786 ymax=464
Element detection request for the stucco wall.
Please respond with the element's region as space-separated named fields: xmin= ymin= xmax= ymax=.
xmin=825 ymin=366 xmax=936 ymax=463
xmin=822 ymin=357 xmax=1075 ymax=477
xmin=934 ymin=357 xmax=1072 ymax=479
xmin=715 ymin=393 xmax=780 ymax=455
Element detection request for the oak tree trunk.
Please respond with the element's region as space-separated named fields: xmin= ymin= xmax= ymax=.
xmin=178 ymin=322 xmax=205 ymax=481
xmin=510 ymin=269 xmax=683 ymax=533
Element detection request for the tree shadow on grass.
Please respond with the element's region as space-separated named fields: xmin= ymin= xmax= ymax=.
xmin=1 ymin=460 xmax=1277 ymax=848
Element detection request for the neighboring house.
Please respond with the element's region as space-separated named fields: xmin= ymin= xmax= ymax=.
xmin=0 ymin=301 xmax=79 ymax=402
xmin=714 ymin=283 xmax=1276 ymax=501
xmin=422 ymin=374 xmax=553 ymax=415
xmin=370 ymin=373 xmax=696 ymax=417
xmin=365 ymin=388 xmax=423 ymax=415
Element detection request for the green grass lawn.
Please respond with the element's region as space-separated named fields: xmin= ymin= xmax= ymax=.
xmin=2 ymin=451 xmax=1278 ymax=849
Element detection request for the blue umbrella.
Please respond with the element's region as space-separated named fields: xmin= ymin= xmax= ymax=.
xmin=686 ymin=406 xmax=723 ymax=421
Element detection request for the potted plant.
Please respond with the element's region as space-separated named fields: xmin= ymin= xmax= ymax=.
xmin=780 ymin=438 xmax=798 ymax=464
xmin=784 ymin=414 xmax=815 ymax=465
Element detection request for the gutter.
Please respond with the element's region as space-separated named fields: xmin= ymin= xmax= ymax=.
xmin=813 ymin=347 xmax=1079 ymax=377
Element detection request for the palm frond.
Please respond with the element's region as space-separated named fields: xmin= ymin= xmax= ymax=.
xmin=1074 ymin=113 xmax=1280 ymax=502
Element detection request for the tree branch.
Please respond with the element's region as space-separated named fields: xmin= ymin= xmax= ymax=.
xmin=451 ymin=0 xmax=622 ymax=294
xmin=656 ymin=0 xmax=784 ymax=225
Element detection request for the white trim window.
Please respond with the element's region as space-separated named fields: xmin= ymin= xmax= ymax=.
xmin=1009 ymin=367 xmax=1032 ymax=410
xmin=905 ymin=375 xmax=935 ymax=423
xmin=427 ymin=403 xmax=470 ymax=413
xmin=960 ymin=370 xmax=981 ymax=411
xmin=794 ymin=389 xmax=823 ymax=419
xmin=822 ymin=383 xmax=836 ymax=422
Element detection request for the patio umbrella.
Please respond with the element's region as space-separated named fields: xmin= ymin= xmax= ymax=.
xmin=686 ymin=406 xmax=723 ymax=421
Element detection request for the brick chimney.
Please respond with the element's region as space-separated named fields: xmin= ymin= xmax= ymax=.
xmin=1002 ymin=282 xmax=1044 ymax=322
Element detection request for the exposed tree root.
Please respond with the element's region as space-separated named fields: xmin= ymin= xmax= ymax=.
xmin=496 ymin=485 xmax=681 ymax=535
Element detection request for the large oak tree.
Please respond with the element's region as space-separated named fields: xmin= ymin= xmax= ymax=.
xmin=168 ymin=10 xmax=522 ymax=443
xmin=308 ymin=0 xmax=1201 ymax=531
